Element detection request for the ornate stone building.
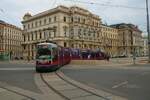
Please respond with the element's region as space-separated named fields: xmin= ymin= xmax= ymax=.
xmin=22 ymin=5 xmax=143 ymax=59
xmin=141 ymin=36 xmax=148 ymax=56
xmin=101 ymin=24 xmax=119 ymax=57
xmin=22 ymin=5 xmax=102 ymax=60
xmin=110 ymin=23 xmax=143 ymax=57
xmin=0 ymin=20 xmax=23 ymax=59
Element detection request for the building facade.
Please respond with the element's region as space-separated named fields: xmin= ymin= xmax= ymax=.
xmin=110 ymin=23 xmax=143 ymax=57
xmin=22 ymin=5 xmax=143 ymax=59
xmin=141 ymin=36 xmax=148 ymax=56
xmin=22 ymin=5 xmax=102 ymax=60
xmin=0 ymin=20 xmax=23 ymax=60
xmin=101 ymin=25 xmax=119 ymax=57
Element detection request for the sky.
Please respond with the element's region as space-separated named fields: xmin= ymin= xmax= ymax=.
xmin=0 ymin=0 xmax=149 ymax=35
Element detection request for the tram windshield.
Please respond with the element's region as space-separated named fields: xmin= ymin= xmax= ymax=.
xmin=36 ymin=45 xmax=52 ymax=59
xmin=37 ymin=48 xmax=51 ymax=56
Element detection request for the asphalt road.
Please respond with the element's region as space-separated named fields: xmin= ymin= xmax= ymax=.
xmin=1 ymin=61 xmax=150 ymax=100
xmin=0 ymin=62 xmax=41 ymax=93
xmin=62 ymin=65 xmax=150 ymax=100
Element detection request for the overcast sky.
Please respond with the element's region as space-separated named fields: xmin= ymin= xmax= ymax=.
xmin=0 ymin=0 xmax=149 ymax=35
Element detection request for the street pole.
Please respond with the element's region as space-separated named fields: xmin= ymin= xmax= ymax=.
xmin=133 ymin=47 xmax=136 ymax=65
xmin=146 ymin=0 xmax=150 ymax=63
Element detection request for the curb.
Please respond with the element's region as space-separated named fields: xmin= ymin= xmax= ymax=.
xmin=0 ymin=61 xmax=35 ymax=64
xmin=70 ymin=60 xmax=112 ymax=65
xmin=56 ymin=70 xmax=127 ymax=100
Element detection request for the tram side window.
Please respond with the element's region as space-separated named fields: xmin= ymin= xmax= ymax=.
xmin=52 ymin=48 xmax=58 ymax=61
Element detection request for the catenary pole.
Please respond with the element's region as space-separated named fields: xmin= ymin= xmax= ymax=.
xmin=146 ymin=0 xmax=150 ymax=62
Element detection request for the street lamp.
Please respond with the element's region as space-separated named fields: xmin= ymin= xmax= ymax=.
xmin=146 ymin=0 xmax=150 ymax=63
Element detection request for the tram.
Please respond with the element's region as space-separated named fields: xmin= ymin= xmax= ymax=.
xmin=36 ymin=42 xmax=71 ymax=72
xmin=36 ymin=42 xmax=109 ymax=72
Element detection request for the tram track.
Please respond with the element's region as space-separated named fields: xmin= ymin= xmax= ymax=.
xmin=0 ymin=68 xmax=127 ymax=100
xmin=55 ymin=71 xmax=108 ymax=100
xmin=40 ymin=71 xmax=109 ymax=100
xmin=40 ymin=73 xmax=70 ymax=100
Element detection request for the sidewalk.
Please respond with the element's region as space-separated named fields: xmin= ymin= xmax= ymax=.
xmin=0 ymin=57 xmax=149 ymax=65
xmin=110 ymin=57 xmax=149 ymax=65
xmin=0 ymin=87 xmax=31 ymax=100
xmin=0 ymin=60 xmax=35 ymax=64
xmin=67 ymin=57 xmax=150 ymax=70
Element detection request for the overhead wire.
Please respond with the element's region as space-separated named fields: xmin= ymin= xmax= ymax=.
xmin=63 ymin=0 xmax=146 ymax=33
xmin=0 ymin=8 xmax=17 ymax=26
xmin=64 ymin=0 xmax=145 ymax=10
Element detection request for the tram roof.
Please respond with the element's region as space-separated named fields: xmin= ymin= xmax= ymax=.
xmin=37 ymin=42 xmax=57 ymax=47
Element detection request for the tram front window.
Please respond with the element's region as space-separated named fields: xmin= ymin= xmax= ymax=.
xmin=36 ymin=48 xmax=51 ymax=60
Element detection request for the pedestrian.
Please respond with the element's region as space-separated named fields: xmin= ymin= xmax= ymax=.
xmin=88 ymin=54 xmax=91 ymax=59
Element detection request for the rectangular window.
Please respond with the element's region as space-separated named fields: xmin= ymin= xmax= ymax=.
xmin=31 ymin=23 xmax=33 ymax=28
xmin=64 ymin=32 xmax=66 ymax=37
xmin=49 ymin=18 xmax=51 ymax=23
xmin=78 ymin=17 xmax=80 ymax=23
xmin=83 ymin=19 xmax=85 ymax=24
xmin=54 ymin=31 xmax=56 ymax=37
xmin=35 ymin=21 xmax=37 ymax=27
xmin=28 ymin=24 xmax=30 ymax=29
xmin=23 ymin=25 xmax=26 ymax=29
xmin=71 ymin=17 xmax=73 ymax=22
xmin=44 ymin=32 xmax=46 ymax=38
xmin=23 ymin=35 xmax=25 ymax=42
xmin=39 ymin=20 xmax=41 ymax=25
xmin=28 ymin=34 xmax=30 ymax=41
xmin=71 ymin=44 xmax=74 ymax=48
xmin=39 ymin=32 xmax=42 ymax=39
xmin=64 ymin=42 xmax=67 ymax=47
xmin=35 ymin=33 xmax=37 ymax=40
xmin=54 ymin=16 xmax=57 ymax=22
xmin=64 ymin=17 xmax=66 ymax=22
xmin=49 ymin=32 xmax=51 ymax=37
xmin=44 ymin=19 xmax=46 ymax=24
xmin=31 ymin=34 xmax=33 ymax=40
xmin=32 ymin=45 xmax=34 ymax=50
xmin=23 ymin=45 xmax=26 ymax=50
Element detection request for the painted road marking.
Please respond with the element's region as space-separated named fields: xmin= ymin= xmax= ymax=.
xmin=112 ymin=81 xmax=128 ymax=89
xmin=0 ymin=68 xmax=34 ymax=71
xmin=141 ymin=72 xmax=150 ymax=76
xmin=125 ymin=84 xmax=140 ymax=89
